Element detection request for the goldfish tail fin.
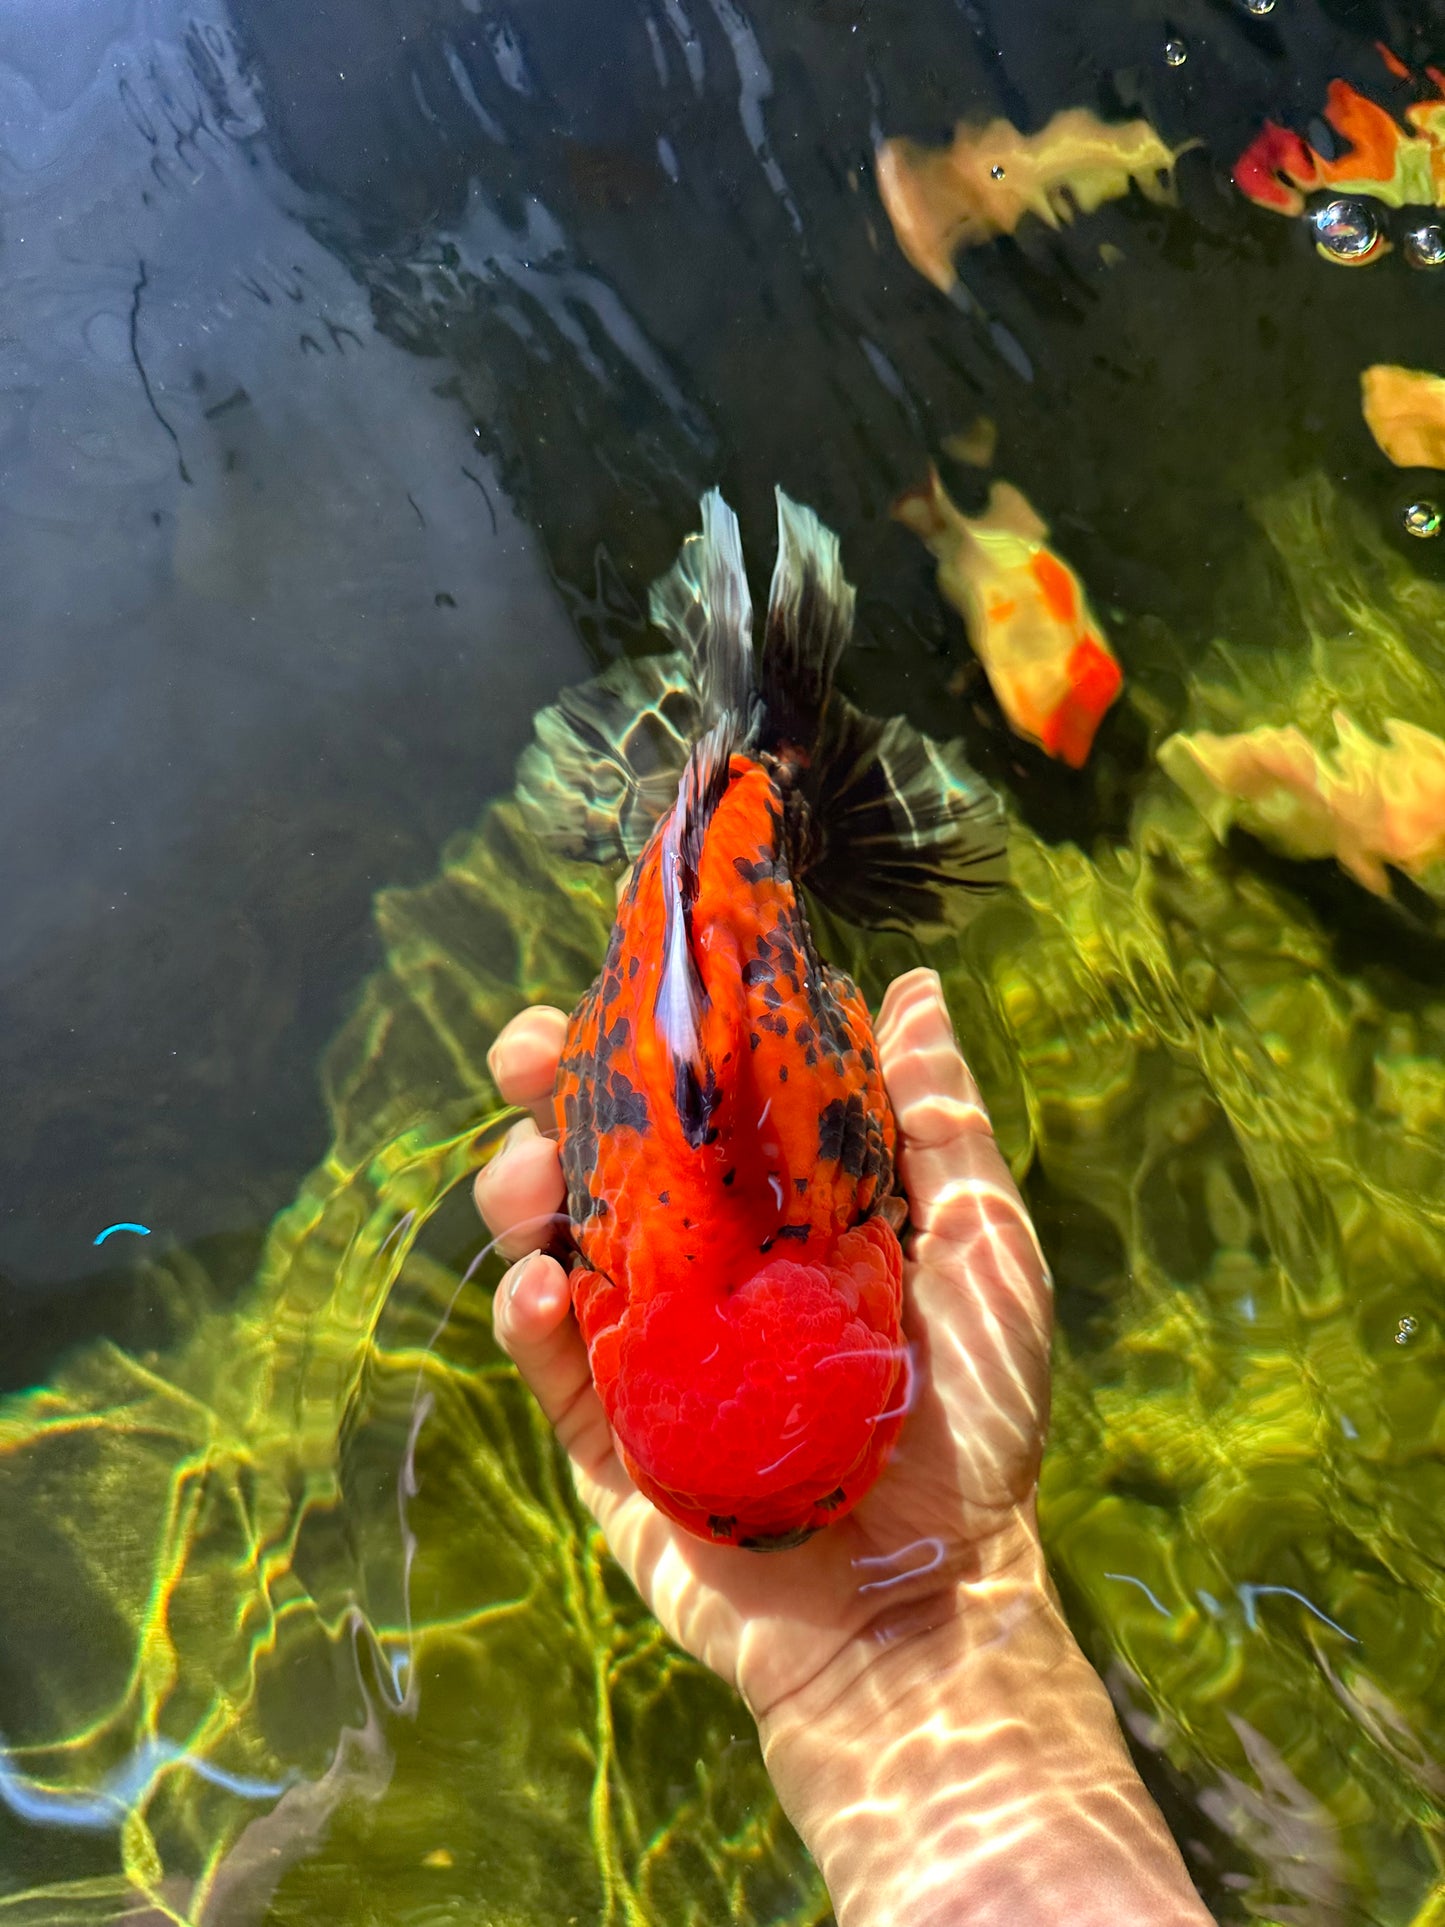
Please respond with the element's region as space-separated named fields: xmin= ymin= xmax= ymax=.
xmin=806 ymin=702 xmax=1010 ymax=933
xmin=514 ymin=653 xmax=699 ymax=864
xmin=757 ymin=489 xmax=855 ymax=754
xmin=757 ymin=487 xmax=1008 ymax=933
xmin=650 ymin=490 xmax=758 ymax=739
xmin=515 ymin=490 xmax=755 ymax=865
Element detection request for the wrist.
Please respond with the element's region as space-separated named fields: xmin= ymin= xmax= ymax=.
xmin=758 ymin=1514 xmax=1209 ymax=1927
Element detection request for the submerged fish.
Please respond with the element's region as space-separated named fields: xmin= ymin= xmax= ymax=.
xmin=1234 ymin=51 xmax=1445 ymax=227
xmin=895 ymin=467 xmax=1123 ymax=769
xmin=515 ymin=491 xmax=1007 ymax=1549
xmin=1160 ymin=711 xmax=1445 ymax=898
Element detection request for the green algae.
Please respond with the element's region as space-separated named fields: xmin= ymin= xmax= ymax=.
xmin=1 ymin=476 xmax=1443 ymax=1925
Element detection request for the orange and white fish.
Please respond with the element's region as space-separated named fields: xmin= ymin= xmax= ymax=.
xmin=895 ymin=467 xmax=1123 ymax=769
xmin=515 ymin=491 xmax=1007 ymax=1549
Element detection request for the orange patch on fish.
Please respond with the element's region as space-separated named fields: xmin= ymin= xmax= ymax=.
xmin=1235 ymin=50 xmax=1445 ymax=227
xmin=894 ymin=468 xmax=1122 ymax=768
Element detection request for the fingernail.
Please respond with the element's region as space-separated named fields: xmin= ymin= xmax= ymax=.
xmin=495 ymin=1258 xmax=523 ymax=1323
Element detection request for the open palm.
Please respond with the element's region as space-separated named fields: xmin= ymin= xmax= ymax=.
xmin=473 ymin=966 xmax=1052 ymax=1728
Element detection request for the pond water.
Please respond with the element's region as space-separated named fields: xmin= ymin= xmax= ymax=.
xmin=2 ymin=0 xmax=1443 ymax=1921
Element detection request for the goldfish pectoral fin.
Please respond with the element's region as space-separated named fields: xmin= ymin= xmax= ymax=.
xmin=649 ymin=490 xmax=758 ymax=735
xmin=515 ymin=653 xmax=701 ymax=864
xmin=758 ymin=488 xmax=856 ymax=753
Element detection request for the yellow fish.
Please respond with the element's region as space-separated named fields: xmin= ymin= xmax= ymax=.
xmin=895 ymin=468 xmax=1123 ymax=768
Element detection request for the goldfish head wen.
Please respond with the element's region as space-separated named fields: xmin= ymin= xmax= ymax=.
xmin=583 ymin=1216 xmax=907 ymax=1550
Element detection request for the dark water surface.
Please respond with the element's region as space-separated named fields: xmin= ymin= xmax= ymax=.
xmin=3 ymin=0 xmax=1445 ymax=1921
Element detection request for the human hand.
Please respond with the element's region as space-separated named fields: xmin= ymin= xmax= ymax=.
xmin=472 ymin=965 xmax=1053 ymax=1726
xmin=475 ymin=966 xmax=1210 ymax=1925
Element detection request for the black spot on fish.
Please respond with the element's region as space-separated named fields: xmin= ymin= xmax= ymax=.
xmin=675 ymin=1058 xmax=721 ymax=1149
xmin=587 ymin=1196 xmax=610 ymax=1220
xmin=593 ymin=1016 xmax=629 ymax=1067
xmin=659 ymin=1190 xmax=670 ymax=1205
xmin=818 ymin=1098 xmax=848 ymax=1165
xmin=722 ymin=1168 xmax=736 ymax=1186
xmin=795 ymin=1023 xmax=814 ymax=1047
xmin=762 ymin=984 xmax=783 ymax=1009
xmin=758 ymin=1013 xmax=788 ymax=1037
xmin=749 ymin=1032 xmax=761 ymax=1051
xmin=840 ymin=1093 xmax=869 ymax=1178
xmin=596 ymin=1072 xmax=649 ymax=1136
xmin=776 ymin=1224 xmax=810 ymax=1242
xmin=604 ymin=923 xmax=624 ymax=972
xmin=778 ymin=1064 xmax=789 ymax=1082
xmin=708 ymin=1514 xmax=738 ymax=1539
xmin=734 ymin=855 xmax=772 ymax=885
xmin=804 ymin=1047 xmax=818 ymax=1069
xmin=628 ymin=955 xmax=640 ymax=979
xmin=742 ymin=960 xmax=772 ymax=987
xmin=860 ymin=1047 xmax=875 ymax=1073
xmin=794 ymin=1177 xmax=809 ymax=1194
xmin=682 ymin=1217 xmax=693 ymax=1230
xmin=740 ymin=1525 xmax=817 ymax=1552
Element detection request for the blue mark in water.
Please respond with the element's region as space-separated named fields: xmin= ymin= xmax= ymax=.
xmin=1103 ymin=1572 xmax=1173 ymax=1618
xmin=1238 ymin=1583 xmax=1358 ymax=1643
xmin=0 ymin=1732 xmax=290 ymax=1830
xmin=93 ymin=1222 xmax=151 ymax=1247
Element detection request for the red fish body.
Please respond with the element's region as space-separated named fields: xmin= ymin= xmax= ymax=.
xmin=557 ymin=754 xmax=904 ymax=1548
xmin=518 ymin=490 xmax=1006 ymax=1548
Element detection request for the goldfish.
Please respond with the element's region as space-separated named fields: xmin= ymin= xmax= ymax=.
xmin=894 ymin=467 xmax=1123 ymax=769
xmin=514 ymin=491 xmax=1007 ymax=1548
xmin=1160 ymin=711 xmax=1445 ymax=899
xmin=1361 ymin=364 xmax=1445 ymax=469
xmin=875 ymin=108 xmax=1191 ymax=292
xmin=1234 ymin=50 xmax=1445 ymax=233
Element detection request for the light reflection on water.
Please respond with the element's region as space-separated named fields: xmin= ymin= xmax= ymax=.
xmin=2 ymin=0 xmax=1444 ymax=1922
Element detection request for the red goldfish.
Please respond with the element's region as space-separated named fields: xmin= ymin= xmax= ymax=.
xmin=515 ymin=491 xmax=1006 ymax=1548
xmin=1234 ymin=51 xmax=1445 ymax=228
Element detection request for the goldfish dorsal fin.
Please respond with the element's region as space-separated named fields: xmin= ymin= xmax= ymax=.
xmin=759 ymin=488 xmax=856 ymax=753
xmin=977 ymin=480 xmax=1050 ymax=542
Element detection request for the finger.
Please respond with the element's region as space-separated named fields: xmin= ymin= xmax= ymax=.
xmin=877 ymin=970 xmax=1046 ymax=1283
xmin=488 ymin=1006 xmax=569 ymax=1130
xmin=473 ymin=1119 xmax=567 ymax=1261
xmin=492 ymin=1253 xmax=647 ymax=1513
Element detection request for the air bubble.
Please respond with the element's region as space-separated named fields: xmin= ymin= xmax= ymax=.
xmin=1395 ymin=1315 xmax=1419 ymax=1344
xmin=1308 ymin=196 xmax=1385 ymax=263
xmin=990 ymin=164 xmax=1006 ymax=180
xmin=1404 ymin=223 xmax=1445 ymax=269
xmin=1402 ymin=501 xmax=1442 ymax=539
xmin=1163 ymin=38 xmax=1188 ymax=66
xmin=1241 ymin=0 xmax=1276 ymax=13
